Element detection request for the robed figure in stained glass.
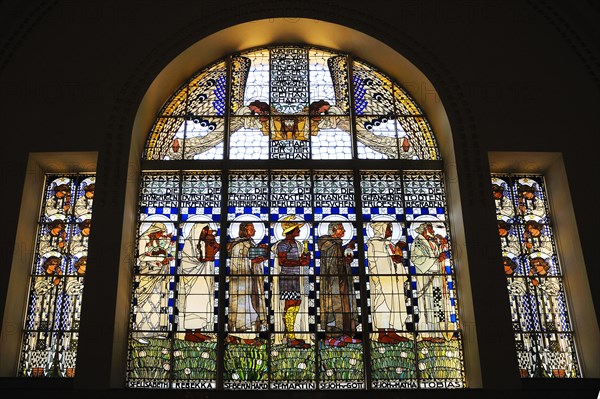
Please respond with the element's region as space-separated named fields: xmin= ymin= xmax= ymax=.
xmin=498 ymin=217 xmax=521 ymax=256
xmin=409 ymin=219 xmax=448 ymax=338
xmin=74 ymin=181 xmax=94 ymax=220
xmin=492 ymin=178 xmax=515 ymax=220
xmin=179 ymin=221 xmax=219 ymax=341
xmin=517 ymin=179 xmax=546 ymax=219
xmin=25 ymin=255 xmax=64 ymax=376
xmin=523 ymin=218 xmax=553 ymax=256
xmin=227 ymin=221 xmax=268 ymax=334
xmin=318 ymin=222 xmax=361 ymax=347
xmin=366 ymin=221 xmax=410 ymax=343
xmin=44 ymin=182 xmax=72 ymax=218
xmin=135 ymin=221 xmax=175 ymax=338
xmin=38 ymin=218 xmax=68 ymax=255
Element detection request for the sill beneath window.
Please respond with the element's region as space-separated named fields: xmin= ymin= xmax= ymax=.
xmin=0 ymin=377 xmax=74 ymax=389
xmin=521 ymin=377 xmax=600 ymax=391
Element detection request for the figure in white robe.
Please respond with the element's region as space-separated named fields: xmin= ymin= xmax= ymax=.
xmin=409 ymin=221 xmax=449 ymax=338
xmin=178 ymin=222 xmax=219 ymax=339
xmin=366 ymin=221 xmax=409 ymax=343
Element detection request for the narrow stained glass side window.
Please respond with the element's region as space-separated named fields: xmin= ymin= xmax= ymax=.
xmin=491 ymin=174 xmax=581 ymax=378
xmin=19 ymin=173 xmax=95 ymax=377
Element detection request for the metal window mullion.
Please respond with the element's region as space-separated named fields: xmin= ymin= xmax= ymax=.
xmin=266 ymin=170 xmax=273 ymax=388
xmin=223 ymin=56 xmax=233 ymax=161
xmin=400 ymin=170 xmax=422 ymax=386
xmin=306 ymin=49 xmax=312 ymax=160
xmin=347 ymin=55 xmax=359 ymax=161
xmin=310 ymin=169 xmax=321 ymax=389
xmin=352 ymin=169 xmax=372 ymax=389
xmin=268 ymin=49 xmax=272 ymax=160
xmin=181 ymin=79 xmax=190 ymax=159
xmin=216 ymin=170 xmax=230 ymax=389
xmin=166 ymin=170 xmax=185 ymax=386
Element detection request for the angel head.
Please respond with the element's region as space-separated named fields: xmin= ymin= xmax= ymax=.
xmin=529 ymin=256 xmax=550 ymax=276
xmin=503 ymin=256 xmax=517 ymax=275
xmin=492 ymin=183 xmax=506 ymax=200
xmin=53 ymin=183 xmax=71 ymax=199
xmin=518 ymin=183 xmax=537 ymax=200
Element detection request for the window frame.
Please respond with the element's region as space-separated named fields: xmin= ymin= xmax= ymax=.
xmin=488 ymin=151 xmax=599 ymax=378
xmin=0 ymin=152 xmax=97 ymax=377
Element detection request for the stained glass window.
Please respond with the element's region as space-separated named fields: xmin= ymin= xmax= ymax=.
xmin=491 ymin=175 xmax=581 ymax=378
xmin=130 ymin=46 xmax=463 ymax=390
xmin=19 ymin=174 xmax=96 ymax=377
xmin=144 ymin=46 xmax=438 ymax=162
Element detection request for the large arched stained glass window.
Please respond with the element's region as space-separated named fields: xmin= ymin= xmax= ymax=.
xmin=128 ymin=46 xmax=464 ymax=390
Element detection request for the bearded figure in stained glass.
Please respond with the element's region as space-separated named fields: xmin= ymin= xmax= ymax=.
xmin=409 ymin=221 xmax=448 ymax=338
xmin=318 ymin=222 xmax=361 ymax=347
xmin=227 ymin=222 xmax=268 ymax=334
xmin=366 ymin=221 xmax=410 ymax=343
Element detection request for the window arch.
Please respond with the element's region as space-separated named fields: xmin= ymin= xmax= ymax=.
xmin=127 ymin=45 xmax=465 ymax=390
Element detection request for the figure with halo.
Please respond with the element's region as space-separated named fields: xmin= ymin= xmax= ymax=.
xmin=366 ymin=219 xmax=410 ymax=343
xmin=135 ymin=220 xmax=175 ymax=339
xmin=179 ymin=219 xmax=220 ymax=343
xmin=227 ymin=219 xmax=268 ymax=335
xmin=272 ymin=215 xmax=311 ymax=348
xmin=44 ymin=178 xmax=72 ymax=218
xmin=74 ymin=178 xmax=95 ymax=220
xmin=318 ymin=219 xmax=361 ymax=347
xmin=491 ymin=178 xmax=515 ymax=220
xmin=409 ymin=218 xmax=449 ymax=340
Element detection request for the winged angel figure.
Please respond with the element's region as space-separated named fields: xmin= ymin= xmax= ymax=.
xmin=146 ymin=54 xmax=434 ymax=160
